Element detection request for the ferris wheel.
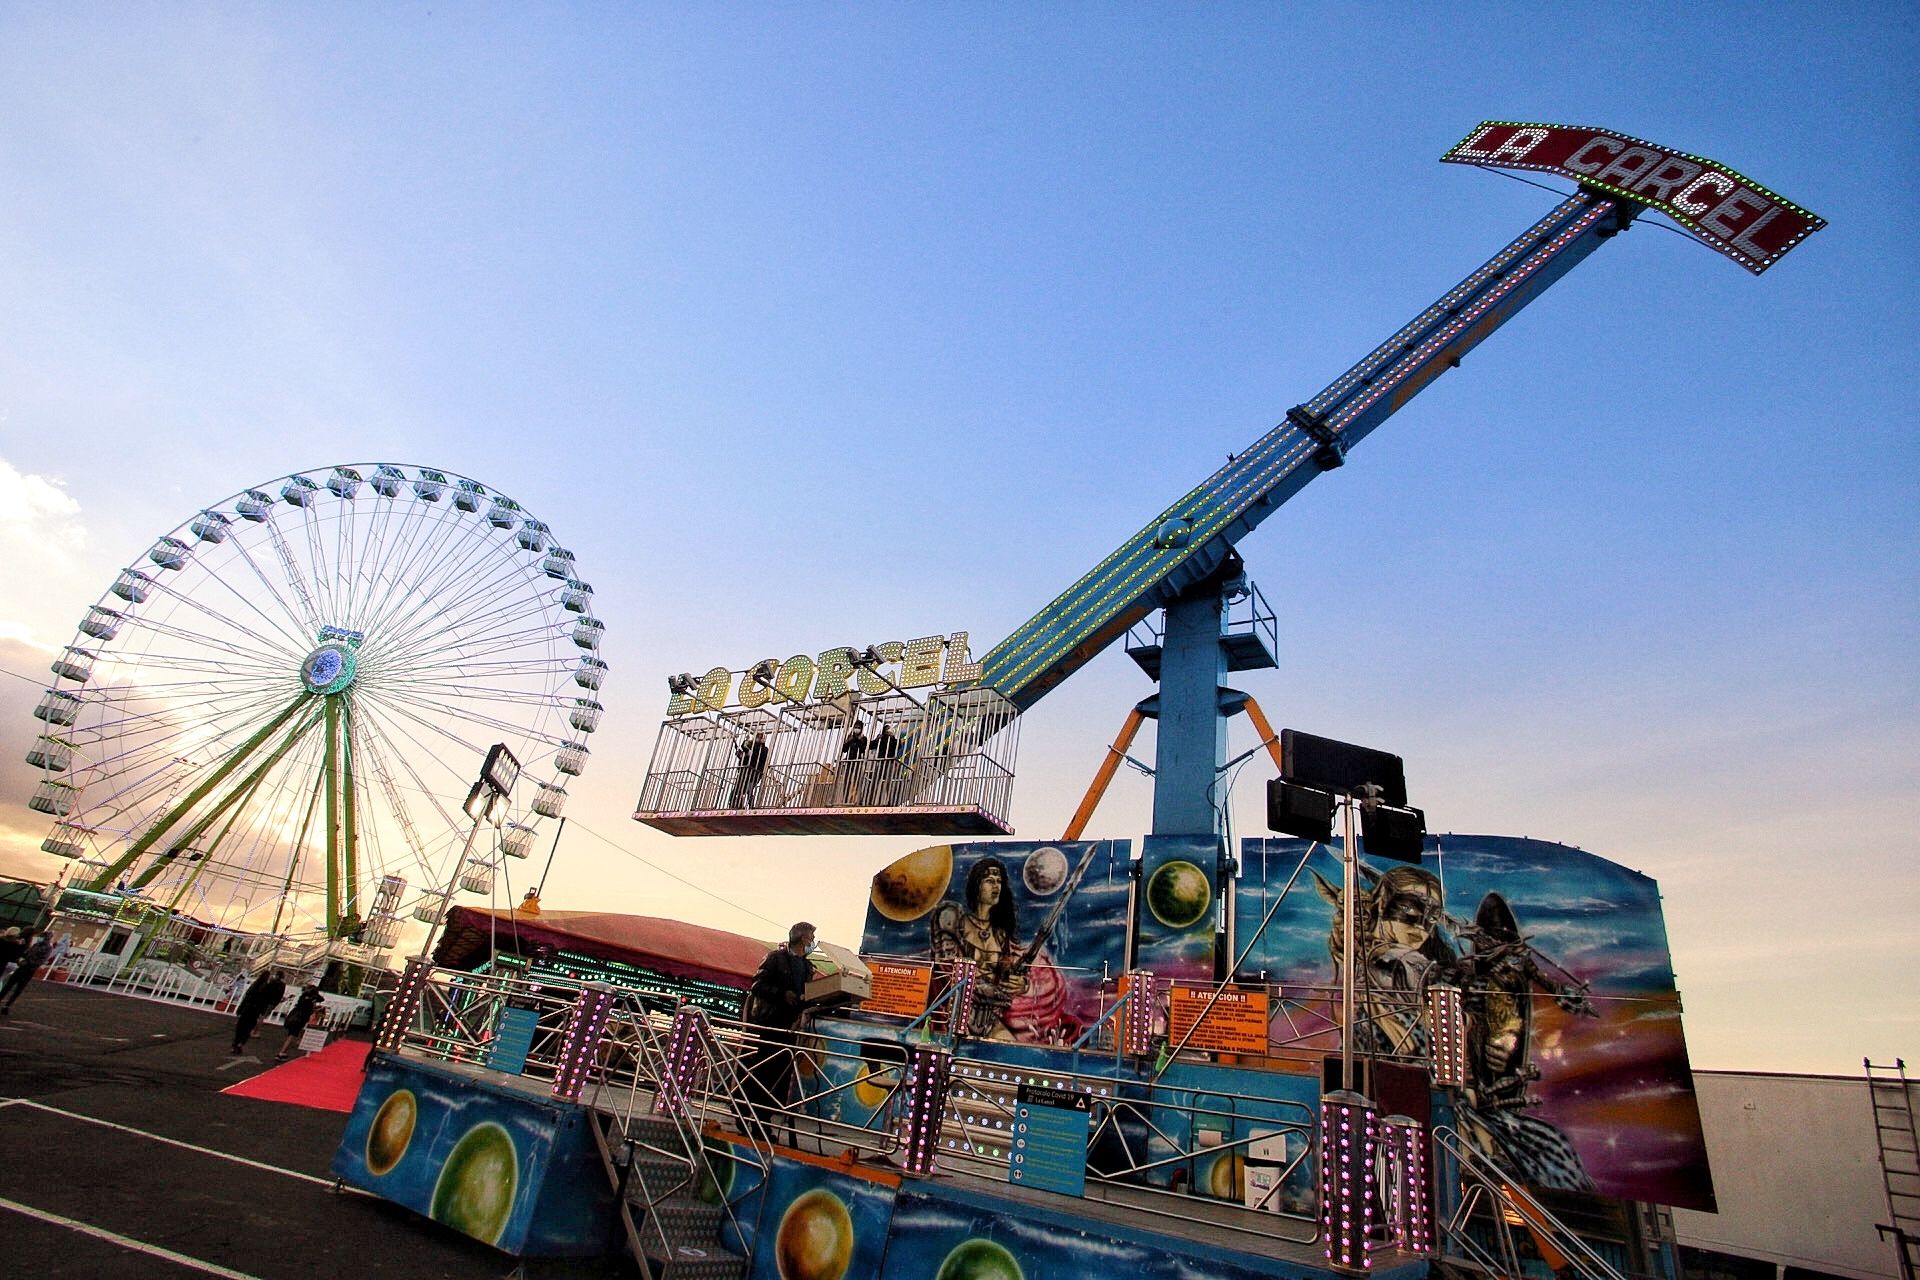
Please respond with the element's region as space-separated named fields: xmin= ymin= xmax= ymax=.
xmin=26 ymin=463 xmax=608 ymax=948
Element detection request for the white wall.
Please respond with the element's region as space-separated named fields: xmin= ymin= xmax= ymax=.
xmin=1675 ymin=1070 xmax=1912 ymax=1280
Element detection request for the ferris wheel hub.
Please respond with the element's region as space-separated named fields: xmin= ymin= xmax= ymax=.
xmin=300 ymin=640 xmax=359 ymax=694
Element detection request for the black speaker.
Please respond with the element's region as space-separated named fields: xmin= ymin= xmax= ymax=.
xmin=1279 ymin=729 xmax=1407 ymax=807
xmin=1360 ymin=803 xmax=1427 ymax=863
xmin=1266 ymin=778 xmax=1335 ymax=841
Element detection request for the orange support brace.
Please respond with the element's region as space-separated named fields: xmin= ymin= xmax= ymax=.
xmin=1239 ymin=694 xmax=1287 ymax=774
xmin=1061 ymin=708 xmax=1147 ymax=841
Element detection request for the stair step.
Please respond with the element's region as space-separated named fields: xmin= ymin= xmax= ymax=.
xmin=643 ymin=1240 xmax=748 ymax=1280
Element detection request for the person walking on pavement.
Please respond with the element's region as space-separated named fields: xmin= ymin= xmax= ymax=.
xmin=276 ymin=983 xmax=324 ymax=1061
xmin=230 ymin=969 xmax=286 ymax=1053
xmin=0 ymin=932 xmax=51 ymax=1014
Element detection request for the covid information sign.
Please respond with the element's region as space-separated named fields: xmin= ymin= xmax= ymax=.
xmin=1009 ymin=1083 xmax=1090 ymax=1197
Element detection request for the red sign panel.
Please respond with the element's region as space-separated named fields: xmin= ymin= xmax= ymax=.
xmin=1443 ymin=121 xmax=1824 ymax=274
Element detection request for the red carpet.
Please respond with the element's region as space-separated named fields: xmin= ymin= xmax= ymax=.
xmin=222 ymin=1037 xmax=371 ymax=1113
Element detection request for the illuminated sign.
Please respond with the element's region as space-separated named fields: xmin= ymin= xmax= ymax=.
xmin=667 ymin=632 xmax=984 ymax=716
xmin=1442 ymin=121 xmax=1825 ymax=274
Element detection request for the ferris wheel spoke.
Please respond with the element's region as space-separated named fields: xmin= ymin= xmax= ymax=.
xmin=181 ymin=536 xmax=324 ymax=657
xmin=380 ymin=575 xmax=558 ymax=658
xmin=257 ymin=514 xmax=325 ymax=635
xmin=116 ymin=609 xmax=304 ymax=669
xmin=361 ymin=683 xmax=567 ymax=747
xmin=356 ymin=501 xmax=486 ymax=639
xmin=341 ymin=493 xmax=409 ymax=632
xmin=225 ymin=524 xmax=327 ymax=642
xmin=366 ymin=521 xmax=529 ymax=646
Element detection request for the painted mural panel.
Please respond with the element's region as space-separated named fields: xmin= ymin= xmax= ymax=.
xmin=1131 ymin=833 xmax=1223 ymax=982
xmin=726 ymin=1160 xmax=896 ymax=1280
xmin=876 ymin=1188 xmax=1290 ymax=1280
xmin=331 ymin=1056 xmax=614 ymax=1256
xmin=1235 ymin=834 xmax=1715 ymax=1211
xmin=863 ymin=840 xmax=1129 ymax=1045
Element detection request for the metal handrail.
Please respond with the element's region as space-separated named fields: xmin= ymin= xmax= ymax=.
xmin=1432 ymin=1124 xmax=1626 ymax=1280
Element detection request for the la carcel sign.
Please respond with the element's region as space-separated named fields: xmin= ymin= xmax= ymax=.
xmin=1443 ymin=121 xmax=1824 ymax=274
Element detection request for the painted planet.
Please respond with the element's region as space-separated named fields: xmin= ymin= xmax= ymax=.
xmin=870 ymin=844 xmax=953 ymax=922
xmin=775 ymin=1187 xmax=853 ymax=1280
xmin=1021 ymin=846 xmax=1069 ymax=896
xmin=430 ymin=1122 xmax=518 ymax=1246
xmin=1206 ymin=1151 xmax=1246 ymax=1200
xmin=365 ymin=1089 xmax=417 ymax=1176
xmin=852 ymin=1064 xmax=899 ymax=1110
xmin=696 ymin=1138 xmax=735 ymax=1204
xmin=935 ymin=1238 xmax=1024 ymax=1280
xmin=1146 ymin=859 xmax=1212 ymax=929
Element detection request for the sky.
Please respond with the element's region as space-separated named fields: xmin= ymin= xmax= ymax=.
xmin=0 ymin=4 xmax=1913 ymax=1076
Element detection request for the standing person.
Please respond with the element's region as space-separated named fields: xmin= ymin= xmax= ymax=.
xmin=838 ymin=721 xmax=868 ymax=804
xmin=0 ymin=932 xmax=51 ymax=1015
xmin=741 ymin=922 xmax=816 ymax=1124
xmin=870 ymin=723 xmax=901 ymax=804
xmin=730 ymin=733 xmax=770 ymax=808
xmin=0 ymin=927 xmax=24 ymax=987
xmin=276 ymin=983 xmax=324 ymax=1061
xmin=230 ymin=970 xmax=286 ymax=1054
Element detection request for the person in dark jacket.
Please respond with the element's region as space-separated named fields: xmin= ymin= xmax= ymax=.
xmin=741 ymin=922 xmax=816 ymax=1122
xmin=276 ymin=983 xmax=324 ymax=1061
xmin=0 ymin=933 xmax=50 ymax=1014
xmin=230 ymin=970 xmax=286 ymax=1054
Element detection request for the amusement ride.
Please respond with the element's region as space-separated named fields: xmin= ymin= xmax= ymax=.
xmin=25 ymin=463 xmax=605 ymax=966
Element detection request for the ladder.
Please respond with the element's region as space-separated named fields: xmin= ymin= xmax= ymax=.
xmin=1866 ymin=1058 xmax=1920 ymax=1280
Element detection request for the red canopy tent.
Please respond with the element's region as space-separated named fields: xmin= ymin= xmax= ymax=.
xmin=432 ymin=905 xmax=772 ymax=991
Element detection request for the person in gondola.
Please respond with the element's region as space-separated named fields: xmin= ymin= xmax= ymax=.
xmin=870 ymin=723 xmax=901 ymax=805
xmin=731 ymin=733 xmax=770 ymax=808
xmin=839 ymin=720 xmax=869 ymax=804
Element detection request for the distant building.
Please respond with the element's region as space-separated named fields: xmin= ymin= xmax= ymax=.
xmin=1678 ymin=1068 xmax=1917 ymax=1280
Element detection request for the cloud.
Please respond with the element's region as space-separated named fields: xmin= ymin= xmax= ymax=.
xmin=0 ymin=454 xmax=89 ymax=648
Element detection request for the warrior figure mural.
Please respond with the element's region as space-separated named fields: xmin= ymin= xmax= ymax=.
xmin=1314 ymin=861 xmax=1599 ymax=1193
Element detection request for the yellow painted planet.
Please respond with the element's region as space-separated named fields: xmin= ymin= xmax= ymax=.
xmin=430 ymin=1122 xmax=518 ymax=1245
xmin=1205 ymin=1151 xmax=1246 ymax=1200
xmin=1146 ymin=859 xmax=1212 ymax=928
xmin=935 ymin=1238 xmax=1023 ymax=1280
xmin=852 ymin=1064 xmax=899 ymax=1109
xmin=870 ymin=844 xmax=953 ymax=922
xmin=775 ymin=1187 xmax=853 ymax=1280
xmin=365 ymin=1089 xmax=417 ymax=1176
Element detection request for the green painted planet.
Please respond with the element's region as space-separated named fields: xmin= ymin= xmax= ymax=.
xmin=1146 ymin=859 xmax=1212 ymax=928
xmin=935 ymin=1238 xmax=1023 ymax=1280
xmin=696 ymin=1138 xmax=735 ymax=1205
xmin=365 ymin=1089 xmax=417 ymax=1176
xmin=430 ymin=1122 xmax=518 ymax=1245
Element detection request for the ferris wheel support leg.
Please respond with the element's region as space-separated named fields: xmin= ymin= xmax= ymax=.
xmin=103 ymin=697 xmax=319 ymax=892
xmin=339 ymin=698 xmax=361 ymax=939
xmin=130 ymin=705 xmax=324 ymax=891
xmin=324 ymin=695 xmax=343 ymax=943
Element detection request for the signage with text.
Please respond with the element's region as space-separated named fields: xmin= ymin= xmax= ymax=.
xmin=1167 ymin=983 xmax=1271 ymax=1055
xmin=860 ymin=961 xmax=933 ymax=1018
xmin=1442 ymin=121 xmax=1825 ymax=274
xmin=667 ymin=632 xmax=983 ymax=716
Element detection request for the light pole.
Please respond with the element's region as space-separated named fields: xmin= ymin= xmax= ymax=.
xmin=415 ymin=744 xmax=519 ymax=963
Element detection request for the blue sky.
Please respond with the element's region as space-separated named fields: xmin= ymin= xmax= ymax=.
xmin=0 ymin=5 xmax=1913 ymax=1073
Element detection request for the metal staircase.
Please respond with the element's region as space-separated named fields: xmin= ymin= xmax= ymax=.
xmin=1866 ymin=1058 xmax=1920 ymax=1280
xmin=590 ymin=1108 xmax=747 ymax=1280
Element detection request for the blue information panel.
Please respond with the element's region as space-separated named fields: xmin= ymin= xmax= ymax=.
xmin=488 ymin=1005 xmax=540 ymax=1075
xmin=1009 ymin=1083 xmax=1090 ymax=1196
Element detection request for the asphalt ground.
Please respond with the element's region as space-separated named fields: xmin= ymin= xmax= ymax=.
xmin=0 ymin=980 xmax=637 ymax=1280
